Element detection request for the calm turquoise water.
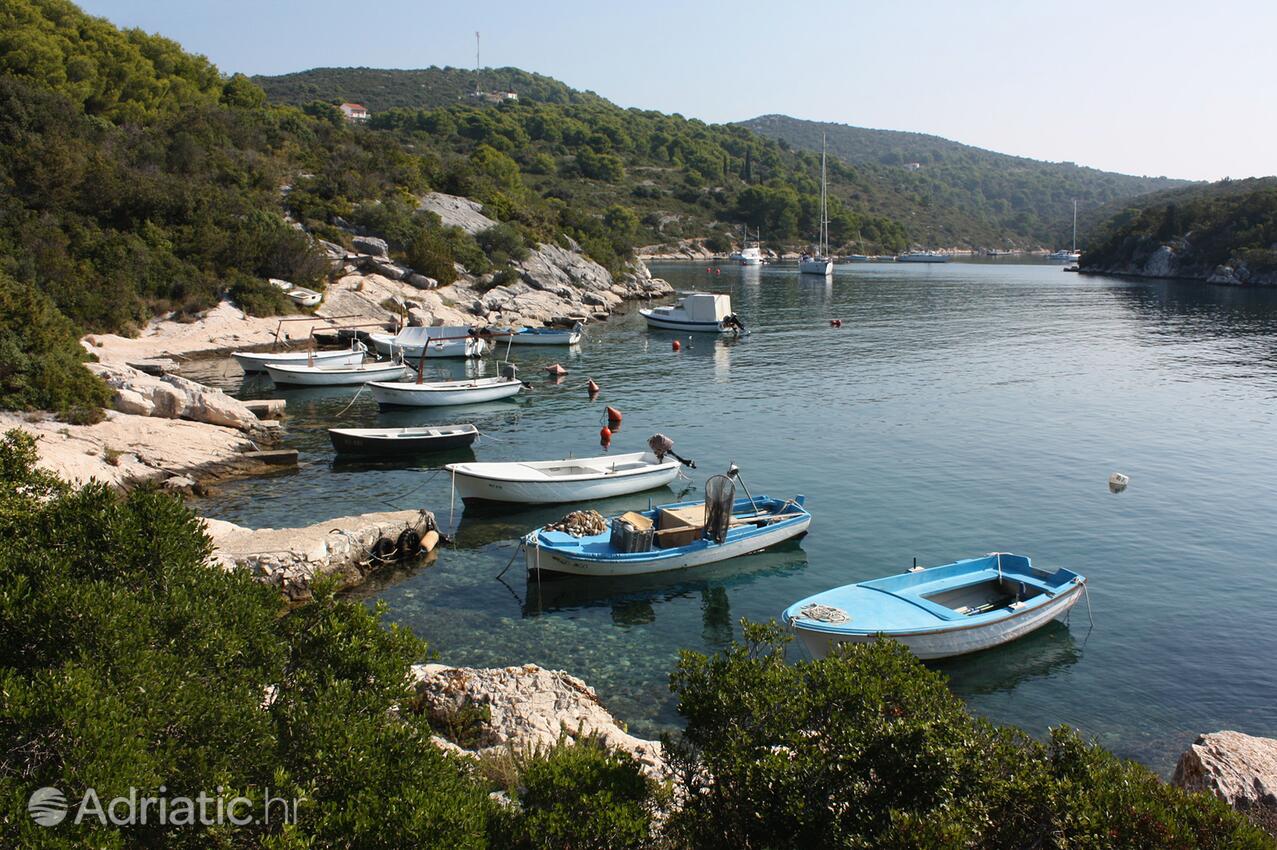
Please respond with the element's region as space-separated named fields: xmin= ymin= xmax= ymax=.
xmin=191 ymin=260 xmax=1277 ymax=772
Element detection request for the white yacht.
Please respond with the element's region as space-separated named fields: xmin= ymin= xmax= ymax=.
xmin=1047 ymin=200 xmax=1082 ymax=262
xmin=799 ymin=134 xmax=833 ymax=276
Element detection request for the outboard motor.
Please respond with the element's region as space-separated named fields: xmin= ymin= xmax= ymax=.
xmin=723 ymin=313 xmax=746 ymax=335
xmin=648 ymin=433 xmax=695 ymax=468
xmin=500 ymin=362 xmax=519 ymax=381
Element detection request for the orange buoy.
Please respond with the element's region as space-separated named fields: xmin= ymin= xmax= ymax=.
xmin=599 ymin=425 xmax=612 ymax=446
xmin=586 ymin=378 xmax=600 ymax=396
xmin=546 ymin=363 xmax=567 ymax=376
xmin=605 ymin=406 xmax=622 ymax=424
xmin=672 ymin=339 xmax=681 ymax=351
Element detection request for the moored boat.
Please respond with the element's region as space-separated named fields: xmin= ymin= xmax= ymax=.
xmin=507 ymin=325 xmax=583 ymax=346
xmin=640 ymin=292 xmax=746 ymax=334
xmin=782 ymin=553 xmax=1086 ymax=660
xmin=799 ymin=133 xmax=833 ymax=276
xmin=368 ymin=325 xmax=487 ymax=358
xmin=446 ymin=450 xmax=681 ymax=505
xmin=263 ymin=360 xmax=412 ymax=386
xmin=286 ymin=286 xmax=323 ymax=307
xmin=328 ymin=424 xmax=479 ymax=456
xmin=367 ymin=375 xmax=522 ymax=407
xmin=524 ymin=489 xmax=810 ymax=577
xmin=232 ymin=346 xmax=365 ymax=374
xmin=897 ymin=251 xmax=951 ymax=263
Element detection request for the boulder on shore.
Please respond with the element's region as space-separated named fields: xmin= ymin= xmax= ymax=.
xmin=1173 ymin=730 xmax=1277 ymax=833
xmin=87 ymin=362 xmax=266 ymax=435
xmin=352 ymin=235 xmax=389 ymax=257
xmin=411 ymin=663 xmax=668 ymax=782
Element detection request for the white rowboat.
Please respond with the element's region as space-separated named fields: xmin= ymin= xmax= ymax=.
xmin=367 ymin=376 xmax=522 ymax=407
xmin=263 ymin=361 xmax=413 ymax=386
xmin=369 ymin=326 xmax=487 ymax=358
xmin=233 ymin=347 xmax=365 ymax=374
xmin=446 ymin=451 xmax=680 ymax=505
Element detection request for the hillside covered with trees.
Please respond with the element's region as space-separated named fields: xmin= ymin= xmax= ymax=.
xmin=739 ymin=114 xmax=1191 ymax=249
xmin=1081 ymin=177 xmax=1277 ymax=282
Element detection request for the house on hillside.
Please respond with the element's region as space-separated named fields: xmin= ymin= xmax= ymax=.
xmin=467 ymin=90 xmax=518 ymax=105
xmin=904 ymin=162 xmax=922 ymax=171
xmin=339 ymin=102 xmax=369 ymax=122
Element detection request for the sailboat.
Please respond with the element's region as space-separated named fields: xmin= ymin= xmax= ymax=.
xmin=730 ymin=225 xmax=764 ymax=265
xmin=799 ymin=134 xmax=833 ymax=276
xmin=1047 ymin=200 xmax=1082 ymax=262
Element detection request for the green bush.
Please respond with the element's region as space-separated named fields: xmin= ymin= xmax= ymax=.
xmin=0 ymin=430 xmax=495 ymax=849
xmin=490 ymin=736 xmax=658 ymax=850
xmin=476 ymin=223 xmax=530 ymax=264
xmin=665 ymin=621 xmax=1272 ymax=850
xmin=0 ymin=272 xmax=110 ymax=418
xmin=227 ymin=272 xmax=297 ymax=317
xmin=406 ymin=227 xmax=460 ymax=285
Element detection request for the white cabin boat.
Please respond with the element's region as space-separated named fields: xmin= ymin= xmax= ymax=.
xmin=446 ymin=451 xmax=681 ymax=505
xmin=640 ymin=293 xmax=745 ymax=334
xmin=506 ymin=326 xmax=583 ymax=346
xmin=800 ymin=133 xmax=833 ymax=276
xmin=367 ymin=375 xmax=522 ymax=407
xmin=232 ymin=346 xmax=365 ymax=374
xmin=368 ymin=326 xmax=487 ymax=358
xmin=262 ymin=360 xmax=412 ymax=386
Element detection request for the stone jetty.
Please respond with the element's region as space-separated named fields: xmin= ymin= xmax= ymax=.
xmin=410 ymin=663 xmax=668 ymax=782
xmin=205 ymin=509 xmax=439 ymax=601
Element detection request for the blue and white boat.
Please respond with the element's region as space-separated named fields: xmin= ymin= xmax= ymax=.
xmin=524 ymin=493 xmax=809 ymax=577
xmin=783 ymin=553 xmax=1086 ymax=660
xmin=507 ymin=325 xmax=582 ymax=346
xmin=640 ymin=292 xmax=746 ymax=334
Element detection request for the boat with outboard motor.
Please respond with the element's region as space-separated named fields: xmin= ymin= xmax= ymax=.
xmin=232 ymin=345 xmax=366 ymax=374
xmin=782 ymin=552 xmax=1086 ymax=660
xmin=263 ymin=359 xmax=412 ymax=386
xmin=368 ymin=325 xmax=487 ymax=358
xmin=447 ymin=435 xmax=693 ymax=505
xmin=328 ymin=424 xmax=479 ymax=456
xmin=640 ymin=292 xmax=746 ymax=334
xmin=506 ymin=325 xmax=583 ymax=346
xmin=523 ymin=467 xmax=809 ymax=576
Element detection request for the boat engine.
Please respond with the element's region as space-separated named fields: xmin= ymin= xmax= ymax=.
xmin=723 ymin=313 xmax=747 ymax=334
xmin=648 ymin=433 xmax=695 ymax=468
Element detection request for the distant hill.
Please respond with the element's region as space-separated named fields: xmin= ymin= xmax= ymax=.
xmin=1082 ymin=177 xmax=1277 ymax=283
xmin=737 ymin=115 xmax=1192 ymax=248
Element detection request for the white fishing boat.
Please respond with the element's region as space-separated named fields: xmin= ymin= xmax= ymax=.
xmin=782 ymin=553 xmax=1086 ymax=660
xmin=232 ymin=346 xmax=365 ymax=374
xmin=640 ymin=292 xmax=747 ymax=334
xmin=447 ymin=450 xmax=682 ymax=505
xmin=262 ymin=360 xmax=412 ymax=387
xmin=799 ymin=133 xmax=833 ymax=276
xmin=367 ymin=375 xmax=522 ymax=407
xmin=368 ymin=325 xmax=487 ymax=358
xmin=287 ymin=286 xmax=323 ymax=307
xmin=897 ymin=251 xmax=951 ymax=263
xmin=506 ymin=325 xmax=583 ymax=346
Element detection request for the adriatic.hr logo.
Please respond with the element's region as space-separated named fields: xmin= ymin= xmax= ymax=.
xmin=26 ymin=785 xmax=302 ymax=827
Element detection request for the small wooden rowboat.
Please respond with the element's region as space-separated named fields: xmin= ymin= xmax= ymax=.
xmin=367 ymin=375 xmax=522 ymax=407
xmin=782 ymin=553 xmax=1086 ymax=660
xmin=328 ymin=425 xmax=479 ymax=456
xmin=263 ymin=360 xmax=412 ymax=386
xmin=524 ymin=494 xmax=810 ymax=577
xmin=446 ymin=451 xmax=680 ymax=505
xmin=232 ymin=346 xmax=365 ymax=374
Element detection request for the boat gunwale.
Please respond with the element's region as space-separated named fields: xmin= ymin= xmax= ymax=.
xmin=446 ymin=453 xmax=675 ymax=484
xmin=367 ymin=377 xmax=521 ymax=393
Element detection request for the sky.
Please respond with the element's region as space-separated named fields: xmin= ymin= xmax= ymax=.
xmin=79 ymin=0 xmax=1276 ymax=182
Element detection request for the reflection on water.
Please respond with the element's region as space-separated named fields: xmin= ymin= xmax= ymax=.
xmin=193 ymin=261 xmax=1277 ymax=771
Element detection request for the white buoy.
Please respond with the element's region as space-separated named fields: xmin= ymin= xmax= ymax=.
xmin=1108 ymin=472 xmax=1130 ymax=493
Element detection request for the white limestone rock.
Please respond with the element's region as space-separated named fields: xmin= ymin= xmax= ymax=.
xmin=411 ymin=663 xmax=669 ymax=782
xmin=352 ymin=235 xmax=389 ymax=257
xmin=416 ymin=192 xmax=499 ymax=235
xmin=1142 ymin=244 xmax=1177 ymax=277
xmin=1173 ymin=730 xmax=1277 ymax=813
xmin=87 ymin=362 xmax=262 ymax=432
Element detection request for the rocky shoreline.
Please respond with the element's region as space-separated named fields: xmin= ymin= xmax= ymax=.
xmin=1082 ymin=243 xmax=1277 ymax=287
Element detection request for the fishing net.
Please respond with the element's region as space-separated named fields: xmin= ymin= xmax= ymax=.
xmin=799 ymin=603 xmax=851 ymax=624
xmin=703 ymin=474 xmax=735 ymax=544
xmin=545 ymin=510 xmax=606 ymax=537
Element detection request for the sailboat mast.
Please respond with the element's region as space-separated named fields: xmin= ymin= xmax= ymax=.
xmin=820 ymin=133 xmax=828 ymax=256
xmin=1072 ymin=199 xmax=1078 ymax=252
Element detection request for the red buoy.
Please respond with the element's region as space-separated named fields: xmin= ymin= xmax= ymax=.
xmin=599 ymin=426 xmax=612 ymax=446
xmin=672 ymin=339 xmax=681 ymax=351
xmin=546 ymin=363 xmax=567 ymax=376
xmin=605 ymin=406 xmax=622 ymax=424
xmin=586 ymin=378 xmax=600 ymax=397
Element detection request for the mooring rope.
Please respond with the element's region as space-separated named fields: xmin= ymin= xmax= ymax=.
xmin=496 ymin=539 xmax=526 ymax=579
xmin=335 ymin=383 xmax=369 ymax=417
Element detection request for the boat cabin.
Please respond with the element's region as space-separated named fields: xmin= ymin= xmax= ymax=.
xmin=676 ymin=293 xmax=732 ymax=323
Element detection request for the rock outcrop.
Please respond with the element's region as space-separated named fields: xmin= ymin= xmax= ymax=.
xmin=352 ymin=235 xmax=389 ymax=257
xmin=1173 ymin=731 xmax=1277 ymax=817
xmin=416 ymin=192 xmax=499 ymax=235
xmin=206 ymin=509 xmax=437 ymax=601
xmin=411 ymin=663 xmax=668 ymax=782
xmin=88 ymin=362 xmax=269 ymax=435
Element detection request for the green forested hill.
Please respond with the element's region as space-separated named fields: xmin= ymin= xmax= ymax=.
xmin=253 ymin=66 xmax=582 ymax=111
xmin=1082 ymin=177 xmax=1277 ymax=281
xmin=738 ymin=114 xmax=1192 ymax=248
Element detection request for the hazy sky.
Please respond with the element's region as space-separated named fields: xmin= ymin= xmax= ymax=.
xmin=80 ymin=0 xmax=1275 ymax=181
